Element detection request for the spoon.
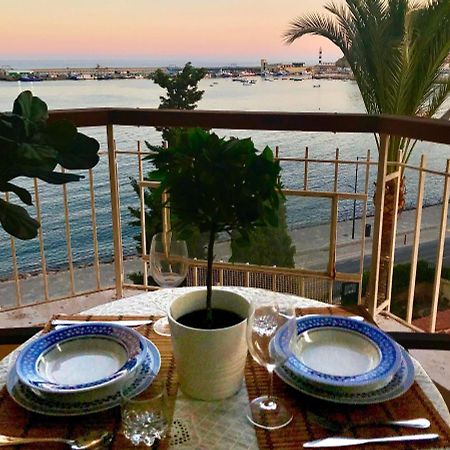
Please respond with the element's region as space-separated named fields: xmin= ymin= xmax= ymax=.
xmin=308 ymin=412 xmax=430 ymax=433
xmin=0 ymin=431 xmax=113 ymax=449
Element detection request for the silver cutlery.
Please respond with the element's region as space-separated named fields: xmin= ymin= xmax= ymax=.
xmin=53 ymin=319 xmax=153 ymax=328
xmin=308 ymin=412 xmax=431 ymax=433
xmin=303 ymin=433 xmax=439 ymax=447
xmin=0 ymin=431 xmax=113 ymax=449
xmin=301 ymin=314 xmax=365 ymax=322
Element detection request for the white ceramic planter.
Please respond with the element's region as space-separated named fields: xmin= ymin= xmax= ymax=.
xmin=168 ymin=289 xmax=250 ymax=401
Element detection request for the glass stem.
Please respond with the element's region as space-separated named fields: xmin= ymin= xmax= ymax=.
xmin=267 ymin=367 xmax=274 ymax=401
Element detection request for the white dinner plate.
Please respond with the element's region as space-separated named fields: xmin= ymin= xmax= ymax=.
xmin=273 ymin=315 xmax=401 ymax=391
xmin=16 ymin=323 xmax=147 ymax=395
xmin=275 ymin=347 xmax=415 ymax=404
xmin=7 ymin=338 xmax=160 ymax=416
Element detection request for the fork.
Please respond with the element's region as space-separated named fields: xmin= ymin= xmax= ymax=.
xmin=0 ymin=431 xmax=113 ymax=449
xmin=308 ymin=412 xmax=430 ymax=433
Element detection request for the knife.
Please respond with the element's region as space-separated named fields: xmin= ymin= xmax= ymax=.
xmin=303 ymin=433 xmax=439 ymax=447
xmin=52 ymin=319 xmax=153 ymax=328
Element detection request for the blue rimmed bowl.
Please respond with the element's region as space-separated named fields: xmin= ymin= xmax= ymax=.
xmin=273 ymin=315 xmax=401 ymax=391
xmin=16 ymin=323 xmax=147 ymax=395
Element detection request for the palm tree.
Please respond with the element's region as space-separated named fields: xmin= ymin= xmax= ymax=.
xmin=284 ymin=0 xmax=450 ymax=305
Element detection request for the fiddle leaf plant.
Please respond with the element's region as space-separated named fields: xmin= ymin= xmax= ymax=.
xmin=0 ymin=90 xmax=100 ymax=239
xmin=146 ymin=127 xmax=283 ymax=326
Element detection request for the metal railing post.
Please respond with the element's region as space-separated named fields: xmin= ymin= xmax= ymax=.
xmin=430 ymin=159 xmax=450 ymax=331
xmin=367 ymin=134 xmax=389 ymax=318
xmin=107 ymin=124 xmax=124 ymax=298
xmin=384 ymin=150 xmax=402 ymax=312
xmin=406 ymin=155 xmax=427 ymax=323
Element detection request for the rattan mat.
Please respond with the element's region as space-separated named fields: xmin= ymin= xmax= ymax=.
xmin=245 ymin=306 xmax=450 ymax=449
xmin=0 ymin=315 xmax=176 ymax=450
xmin=2 ymin=308 xmax=450 ymax=449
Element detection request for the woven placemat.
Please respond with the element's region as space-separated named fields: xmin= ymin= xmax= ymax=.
xmin=245 ymin=306 xmax=450 ymax=449
xmin=0 ymin=315 xmax=177 ymax=450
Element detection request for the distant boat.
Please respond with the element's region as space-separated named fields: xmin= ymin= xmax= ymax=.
xmin=19 ymin=75 xmax=42 ymax=82
xmin=313 ymin=84 xmax=321 ymax=88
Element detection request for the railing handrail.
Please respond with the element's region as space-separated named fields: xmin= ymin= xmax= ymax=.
xmin=47 ymin=108 xmax=450 ymax=145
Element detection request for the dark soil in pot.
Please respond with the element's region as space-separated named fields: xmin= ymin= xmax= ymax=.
xmin=177 ymin=308 xmax=244 ymax=329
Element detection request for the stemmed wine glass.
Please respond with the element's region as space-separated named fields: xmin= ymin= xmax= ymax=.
xmin=149 ymin=232 xmax=189 ymax=336
xmin=246 ymin=297 xmax=296 ymax=430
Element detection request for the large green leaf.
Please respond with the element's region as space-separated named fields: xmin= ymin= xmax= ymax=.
xmin=57 ymin=132 xmax=100 ymax=169
xmin=0 ymin=182 xmax=33 ymax=205
xmin=34 ymin=170 xmax=83 ymax=184
xmin=16 ymin=142 xmax=59 ymax=162
xmin=0 ymin=91 xmax=100 ymax=239
xmin=0 ymin=199 xmax=39 ymax=240
xmin=12 ymin=91 xmax=48 ymax=124
xmin=45 ymin=120 xmax=77 ymax=150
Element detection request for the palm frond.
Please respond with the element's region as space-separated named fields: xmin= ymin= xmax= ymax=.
xmin=400 ymin=0 xmax=450 ymax=116
xmin=425 ymin=80 xmax=450 ymax=118
xmin=283 ymin=12 xmax=349 ymax=51
xmin=283 ymin=0 xmax=450 ymax=162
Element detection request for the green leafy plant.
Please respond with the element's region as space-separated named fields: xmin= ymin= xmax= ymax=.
xmin=129 ymin=63 xmax=208 ymax=284
xmin=152 ymin=62 xmax=207 ymax=143
xmin=0 ymin=91 xmax=99 ymax=239
xmin=147 ymin=128 xmax=283 ymax=325
xmin=229 ymin=199 xmax=296 ymax=267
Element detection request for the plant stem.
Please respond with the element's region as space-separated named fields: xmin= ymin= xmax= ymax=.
xmin=206 ymin=226 xmax=216 ymax=327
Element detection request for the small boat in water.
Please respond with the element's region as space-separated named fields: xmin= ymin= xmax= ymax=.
xmin=19 ymin=75 xmax=42 ymax=82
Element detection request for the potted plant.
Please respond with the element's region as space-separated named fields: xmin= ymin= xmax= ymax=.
xmin=0 ymin=91 xmax=99 ymax=240
xmin=147 ymin=127 xmax=282 ymax=399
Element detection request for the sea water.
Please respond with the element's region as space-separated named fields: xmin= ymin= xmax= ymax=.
xmin=1 ymin=78 xmax=449 ymax=278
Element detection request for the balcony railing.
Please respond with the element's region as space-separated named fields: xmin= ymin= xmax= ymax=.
xmin=1 ymin=108 xmax=450 ymax=332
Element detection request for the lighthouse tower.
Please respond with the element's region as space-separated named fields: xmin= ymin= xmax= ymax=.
xmin=319 ymin=47 xmax=323 ymax=65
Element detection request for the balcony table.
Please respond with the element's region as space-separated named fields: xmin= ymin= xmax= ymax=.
xmin=0 ymin=286 xmax=449 ymax=449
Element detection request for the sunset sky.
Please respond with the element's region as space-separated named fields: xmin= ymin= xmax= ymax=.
xmin=1 ymin=0 xmax=342 ymax=66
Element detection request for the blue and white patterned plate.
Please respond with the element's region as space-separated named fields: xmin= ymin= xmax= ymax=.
xmin=273 ymin=316 xmax=401 ymax=390
xmin=8 ymin=338 xmax=160 ymax=416
xmin=275 ymin=347 xmax=414 ymax=404
xmin=15 ymin=323 xmax=147 ymax=394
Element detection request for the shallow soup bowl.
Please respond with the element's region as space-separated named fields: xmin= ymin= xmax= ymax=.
xmin=272 ymin=315 xmax=402 ymax=393
xmin=15 ymin=323 xmax=147 ymax=395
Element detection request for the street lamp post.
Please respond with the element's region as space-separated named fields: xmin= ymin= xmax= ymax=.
xmin=351 ymin=156 xmax=359 ymax=240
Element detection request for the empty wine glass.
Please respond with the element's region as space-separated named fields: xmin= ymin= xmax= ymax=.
xmin=246 ymin=297 xmax=296 ymax=430
xmin=150 ymin=232 xmax=189 ymax=336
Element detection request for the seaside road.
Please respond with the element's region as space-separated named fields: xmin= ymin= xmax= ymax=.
xmin=333 ymin=237 xmax=450 ymax=274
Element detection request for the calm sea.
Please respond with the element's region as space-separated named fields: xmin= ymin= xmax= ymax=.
xmin=1 ymin=78 xmax=449 ymax=278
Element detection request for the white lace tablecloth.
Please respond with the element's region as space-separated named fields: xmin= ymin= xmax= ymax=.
xmin=1 ymin=287 xmax=449 ymax=449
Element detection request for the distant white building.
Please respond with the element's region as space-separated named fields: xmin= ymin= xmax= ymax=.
xmin=260 ymin=59 xmax=305 ymax=75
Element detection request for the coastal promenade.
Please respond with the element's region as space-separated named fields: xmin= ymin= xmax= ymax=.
xmin=0 ymin=203 xmax=447 ymax=323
